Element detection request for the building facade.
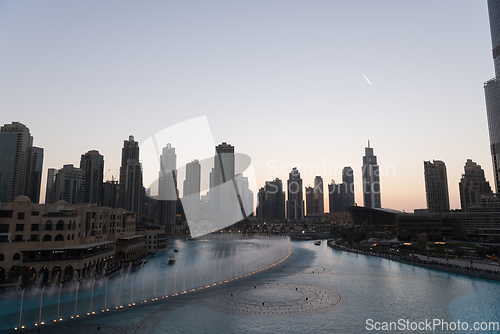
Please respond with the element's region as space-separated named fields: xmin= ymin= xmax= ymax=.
xmin=0 ymin=122 xmax=43 ymax=204
xmin=286 ymin=167 xmax=304 ymax=220
xmin=0 ymin=196 xmax=144 ymax=285
xmin=80 ymin=150 xmax=105 ymax=205
xmin=424 ymin=160 xmax=450 ymax=213
xmin=459 ymin=159 xmax=492 ymax=212
xmin=362 ymin=142 xmax=381 ymax=208
xmin=484 ymin=0 xmax=500 ymax=193
xmin=118 ymin=136 xmax=140 ymax=209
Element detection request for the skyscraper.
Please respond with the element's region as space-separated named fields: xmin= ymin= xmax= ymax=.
xmin=118 ymin=135 xmax=139 ymax=209
xmin=328 ymin=180 xmax=344 ymax=213
xmin=80 ymin=150 xmax=104 ymax=205
xmin=159 ymin=143 xmax=177 ymax=201
xmin=259 ymin=178 xmax=285 ymax=221
xmin=0 ymin=122 xmax=43 ymax=203
xmin=211 ymin=142 xmax=238 ymax=222
xmin=45 ymin=168 xmax=57 ymax=204
xmin=424 ymin=160 xmax=450 ymax=213
xmin=183 ymin=159 xmax=201 ymax=223
xmin=459 ymin=159 xmax=492 ymax=212
xmin=27 ymin=146 xmax=44 ymax=203
xmin=287 ymin=167 xmax=304 ymax=220
xmin=342 ymin=166 xmax=355 ymax=208
xmin=362 ymin=141 xmax=381 ymax=208
xmin=53 ymin=164 xmax=84 ymax=204
xmin=484 ymin=0 xmax=500 ymax=192
xmin=305 ymin=186 xmax=315 ymax=216
xmin=313 ymin=176 xmax=325 ymax=218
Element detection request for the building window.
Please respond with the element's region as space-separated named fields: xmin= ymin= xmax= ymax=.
xmin=0 ymin=211 xmax=13 ymax=218
xmin=42 ymin=234 xmax=52 ymax=241
xmin=17 ymin=212 xmax=25 ymax=220
xmin=30 ymin=235 xmax=39 ymax=242
xmin=0 ymin=254 xmax=4 ymax=261
xmin=15 ymin=224 xmax=24 ymax=232
xmin=0 ymin=224 xmax=8 ymax=233
xmin=13 ymin=253 xmax=20 ymax=261
xmin=14 ymin=235 xmax=23 ymax=242
xmin=31 ymin=224 xmax=39 ymax=231
xmin=56 ymin=221 xmax=64 ymax=230
xmin=31 ymin=211 xmax=39 ymax=216
xmin=45 ymin=221 xmax=52 ymax=231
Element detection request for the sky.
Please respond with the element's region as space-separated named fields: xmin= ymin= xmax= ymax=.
xmin=0 ymin=0 xmax=495 ymax=213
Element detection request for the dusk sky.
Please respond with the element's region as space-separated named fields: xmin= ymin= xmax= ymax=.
xmin=0 ymin=1 xmax=494 ymax=212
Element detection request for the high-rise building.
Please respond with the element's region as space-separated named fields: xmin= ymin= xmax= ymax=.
xmin=159 ymin=143 xmax=177 ymax=201
xmin=424 ymin=160 xmax=450 ymax=213
xmin=313 ymin=176 xmax=325 ymax=218
xmin=258 ymin=178 xmax=285 ymax=221
xmin=118 ymin=135 xmax=139 ymax=209
xmin=80 ymin=150 xmax=104 ymax=205
xmin=305 ymin=186 xmax=315 ymax=216
xmin=328 ymin=180 xmax=344 ymax=213
xmin=459 ymin=159 xmax=492 ymax=212
xmin=27 ymin=146 xmax=44 ymax=203
xmin=103 ymin=180 xmax=119 ymax=208
xmin=158 ymin=143 xmax=177 ymax=230
xmin=211 ymin=142 xmax=238 ymax=222
xmin=53 ymin=164 xmax=85 ymax=204
xmin=342 ymin=166 xmax=355 ymax=208
xmin=183 ymin=159 xmax=201 ymax=223
xmin=45 ymin=168 xmax=57 ymax=204
xmin=362 ymin=141 xmax=381 ymax=208
xmin=123 ymin=159 xmax=143 ymax=214
xmin=0 ymin=122 xmax=43 ymax=203
xmin=484 ymin=0 xmax=500 ymax=192
xmin=287 ymin=167 xmax=304 ymax=220
xmin=235 ymin=173 xmax=254 ymax=218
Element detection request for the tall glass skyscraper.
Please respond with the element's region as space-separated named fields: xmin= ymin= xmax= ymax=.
xmin=485 ymin=0 xmax=500 ymax=192
xmin=362 ymin=141 xmax=381 ymax=208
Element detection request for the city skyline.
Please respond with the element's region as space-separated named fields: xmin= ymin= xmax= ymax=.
xmin=0 ymin=1 xmax=494 ymax=212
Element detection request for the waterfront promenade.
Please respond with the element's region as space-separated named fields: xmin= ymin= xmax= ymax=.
xmin=327 ymin=240 xmax=500 ymax=281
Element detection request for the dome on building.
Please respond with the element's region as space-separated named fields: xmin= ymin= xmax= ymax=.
xmin=13 ymin=195 xmax=31 ymax=203
xmin=55 ymin=200 xmax=68 ymax=205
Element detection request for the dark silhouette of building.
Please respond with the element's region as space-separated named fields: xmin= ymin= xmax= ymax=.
xmin=424 ymin=160 xmax=450 ymax=213
xmin=459 ymin=159 xmax=492 ymax=212
xmin=362 ymin=141 xmax=381 ymax=208
xmin=286 ymin=167 xmax=304 ymax=220
xmin=80 ymin=150 xmax=104 ymax=205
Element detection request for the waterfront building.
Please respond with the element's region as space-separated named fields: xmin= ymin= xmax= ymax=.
xmin=484 ymin=0 xmax=500 ymax=192
xmin=80 ymin=150 xmax=105 ymax=205
xmin=0 ymin=196 xmax=144 ymax=284
xmin=286 ymin=167 xmax=304 ymax=220
xmin=459 ymin=160 xmax=492 ymax=212
xmin=0 ymin=122 xmax=43 ymax=204
xmin=424 ymin=160 xmax=450 ymax=213
xmin=362 ymin=142 xmax=381 ymax=208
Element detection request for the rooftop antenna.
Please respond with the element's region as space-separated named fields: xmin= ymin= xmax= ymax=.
xmin=368 ymin=140 xmax=370 ymax=148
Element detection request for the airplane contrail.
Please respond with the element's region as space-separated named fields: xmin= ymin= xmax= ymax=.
xmin=360 ymin=71 xmax=373 ymax=86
